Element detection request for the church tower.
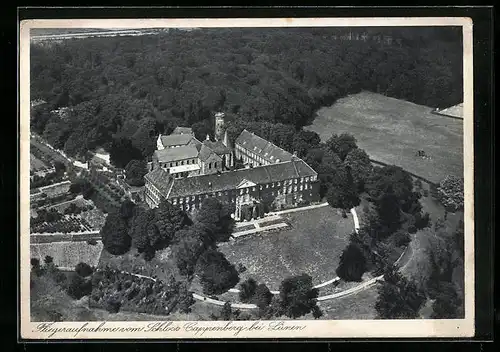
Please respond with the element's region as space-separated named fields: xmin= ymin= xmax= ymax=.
xmin=214 ymin=112 xmax=225 ymax=142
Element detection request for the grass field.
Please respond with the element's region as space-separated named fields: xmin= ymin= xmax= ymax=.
xmin=318 ymin=285 xmax=379 ymax=320
xmin=30 ymin=153 xmax=48 ymax=171
xmin=306 ymin=91 xmax=463 ymax=184
xmin=219 ymin=206 xmax=353 ymax=291
xmin=31 ymin=241 xmax=104 ymax=270
xmin=30 ymin=28 xmax=116 ymax=36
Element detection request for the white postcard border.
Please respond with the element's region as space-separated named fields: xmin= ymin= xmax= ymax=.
xmin=19 ymin=17 xmax=475 ymax=339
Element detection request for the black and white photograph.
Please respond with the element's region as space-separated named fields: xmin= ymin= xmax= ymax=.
xmin=19 ymin=17 xmax=474 ymax=339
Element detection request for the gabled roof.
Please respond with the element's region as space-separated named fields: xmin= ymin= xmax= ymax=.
xmin=160 ymin=134 xmax=195 ymax=148
xmin=198 ymin=144 xmax=222 ymax=162
xmin=172 ymin=126 xmax=193 ymax=135
xmin=144 ymin=166 xmax=174 ymax=196
xmin=154 ymin=145 xmax=199 ymax=163
xmin=202 ymin=140 xmax=231 ymax=155
xmin=433 ymin=103 xmax=463 ymax=119
xmin=167 ymin=158 xmax=317 ymax=199
xmin=235 ymin=129 xmax=294 ymax=163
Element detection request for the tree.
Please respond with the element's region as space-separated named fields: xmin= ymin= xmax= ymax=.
xmin=125 ymin=159 xmax=147 ymax=186
xmin=75 ymin=262 xmax=94 ymax=277
xmin=374 ymin=187 xmax=403 ymax=237
xmin=196 ymin=248 xmax=239 ymax=295
xmin=375 ymin=266 xmax=426 ymax=319
xmin=120 ymin=198 xmax=136 ymax=222
xmin=344 ymin=148 xmax=373 ymax=191
xmin=44 ymin=255 xmax=54 ymax=265
xmin=437 ymin=175 xmax=464 ymax=212
xmin=430 ymin=281 xmax=461 ymax=319
xmin=109 ymin=137 xmax=143 ymax=169
xmin=326 ymin=165 xmax=360 ymax=210
xmin=325 ymin=133 xmax=358 ymax=161
xmin=172 ymin=224 xmax=208 ymax=277
xmin=195 ymin=198 xmax=235 ymax=243
xmin=100 ymin=212 xmax=132 ymax=255
xmin=253 ymin=283 xmax=273 ymax=311
xmin=220 ymin=301 xmax=233 ymax=321
xmin=177 ymin=283 xmax=195 ymax=314
xmin=278 ymin=274 xmax=320 ymax=318
xmin=336 ymin=243 xmax=367 ymax=282
xmin=154 ymin=199 xmax=192 ymax=249
xmin=69 ymin=178 xmax=94 ymax=198
xmin=66 ymin=272 xmax=92 ymax=299
xmin=238 ymin=278 xmax=257 ymax=303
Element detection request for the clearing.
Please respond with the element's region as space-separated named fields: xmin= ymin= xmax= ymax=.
xmin=219 ymin=206 xmax=353 ymax=291
xmin=306 ymin=91 xmax=463 ymax=184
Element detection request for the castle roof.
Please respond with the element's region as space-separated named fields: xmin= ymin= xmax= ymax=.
xmin=235 ymin=129 xmax=294 ymax=163
xmin=144 ymin=167 xmax=174 ymax=195
xmin=172 ymin=126 xmax=193 ymax=135
xmin=167 ymin=158 xmax=317 ymax=199
xmin=433 ymin=103 xmax=463 ymax=119
xmin=202 ymin=140 xmax=231 ymax=155
xmin=154 ymin=145 xmax=199 ymax=163
xmin=159 ymin=134 xmax=196 ymax=148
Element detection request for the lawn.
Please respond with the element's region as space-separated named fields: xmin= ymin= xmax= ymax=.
xmin=98 ymin=246 xmax=182 ymax=283
xmin=318 ymin=285 xmax=379 ymax=320
xmin=305 ymin=91 xmax=463 ymax=184
xmin=219 ymin=206 xmax=354 ymax=291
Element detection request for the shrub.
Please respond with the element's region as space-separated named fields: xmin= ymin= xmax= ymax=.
xmin=336 ymin=244 xmax=367 ymax=282
xmin=437 ymin=175 xmax=464 ymax=212
xmin=105 ymin=297 xmax=122 ymax=313
xmin=236 ymin=263 xmax=247 ymax=273
xmin=75 ymin=262 xmax=94 ymax=277
xmin=392 ymin=231 xmax=411 ymax=248
xmin=196 ymin=249 xmax=239 ymax=295
xmin=253 ymin=283 xmax=273 ymax=310
xmin=239 ymin=278 xmax=257 ymax=303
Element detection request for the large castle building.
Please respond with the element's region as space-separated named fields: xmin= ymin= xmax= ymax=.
xmin=144 ymin=113 xmax=320 ymax=220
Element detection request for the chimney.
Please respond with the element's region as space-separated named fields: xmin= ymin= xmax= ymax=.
xmin=293 ymin=151 xmax=298 ymax=157
xmin=206 ymin=134 xmax=210 ymax=141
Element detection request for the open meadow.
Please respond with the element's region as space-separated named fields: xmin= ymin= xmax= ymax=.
xmin=306 ymin=91 xmax=463 ymax=184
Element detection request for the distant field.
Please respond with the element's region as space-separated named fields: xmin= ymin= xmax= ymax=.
xmin=30 ymin=153 xmax=48 ymax=171
xmin=219 ymin=206 xmax=353 ymax=290
xmin=306 ymin=91 xmax=463 ymax=184
xmin=30 ymin=28 xmax=115 ymax=36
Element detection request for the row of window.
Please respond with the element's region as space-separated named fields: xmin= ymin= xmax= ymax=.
xmin=169 ymin=181 xmax=313 ymax=206
xmin=162 ymin=158 xmax=197 ymax=168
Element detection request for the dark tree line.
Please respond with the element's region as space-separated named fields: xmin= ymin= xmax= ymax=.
xmin=336 ymin=164 xmax=431 ymax=282
xmin=31 ymin=27 xmax=462 ymax=167
xmin=100 ymin=197 xmax=239 ymax=295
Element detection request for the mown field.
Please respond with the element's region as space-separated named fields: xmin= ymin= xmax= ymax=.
xmin=306 ymin=91 xmax=463 ymax=184
xmin=30 ymin=241 xmax=103 ymax=270
xmin=219 ymin=206 xmax=354 ymax=291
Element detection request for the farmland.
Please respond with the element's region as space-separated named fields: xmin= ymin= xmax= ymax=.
xmin=306 ymin=91 xmax=463 ymax=184
xmin=30 ymin=241 xmax=104 ymax=270
xmin=219 ymin=206 xmax=353 ymax=291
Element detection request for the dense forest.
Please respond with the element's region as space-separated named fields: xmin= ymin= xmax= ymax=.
xmin=30 ymin=27 xmax=463 ymax=164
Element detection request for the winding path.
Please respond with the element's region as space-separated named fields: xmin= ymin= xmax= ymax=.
xmin=113 ymin=205 xmax=411 ymax=311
